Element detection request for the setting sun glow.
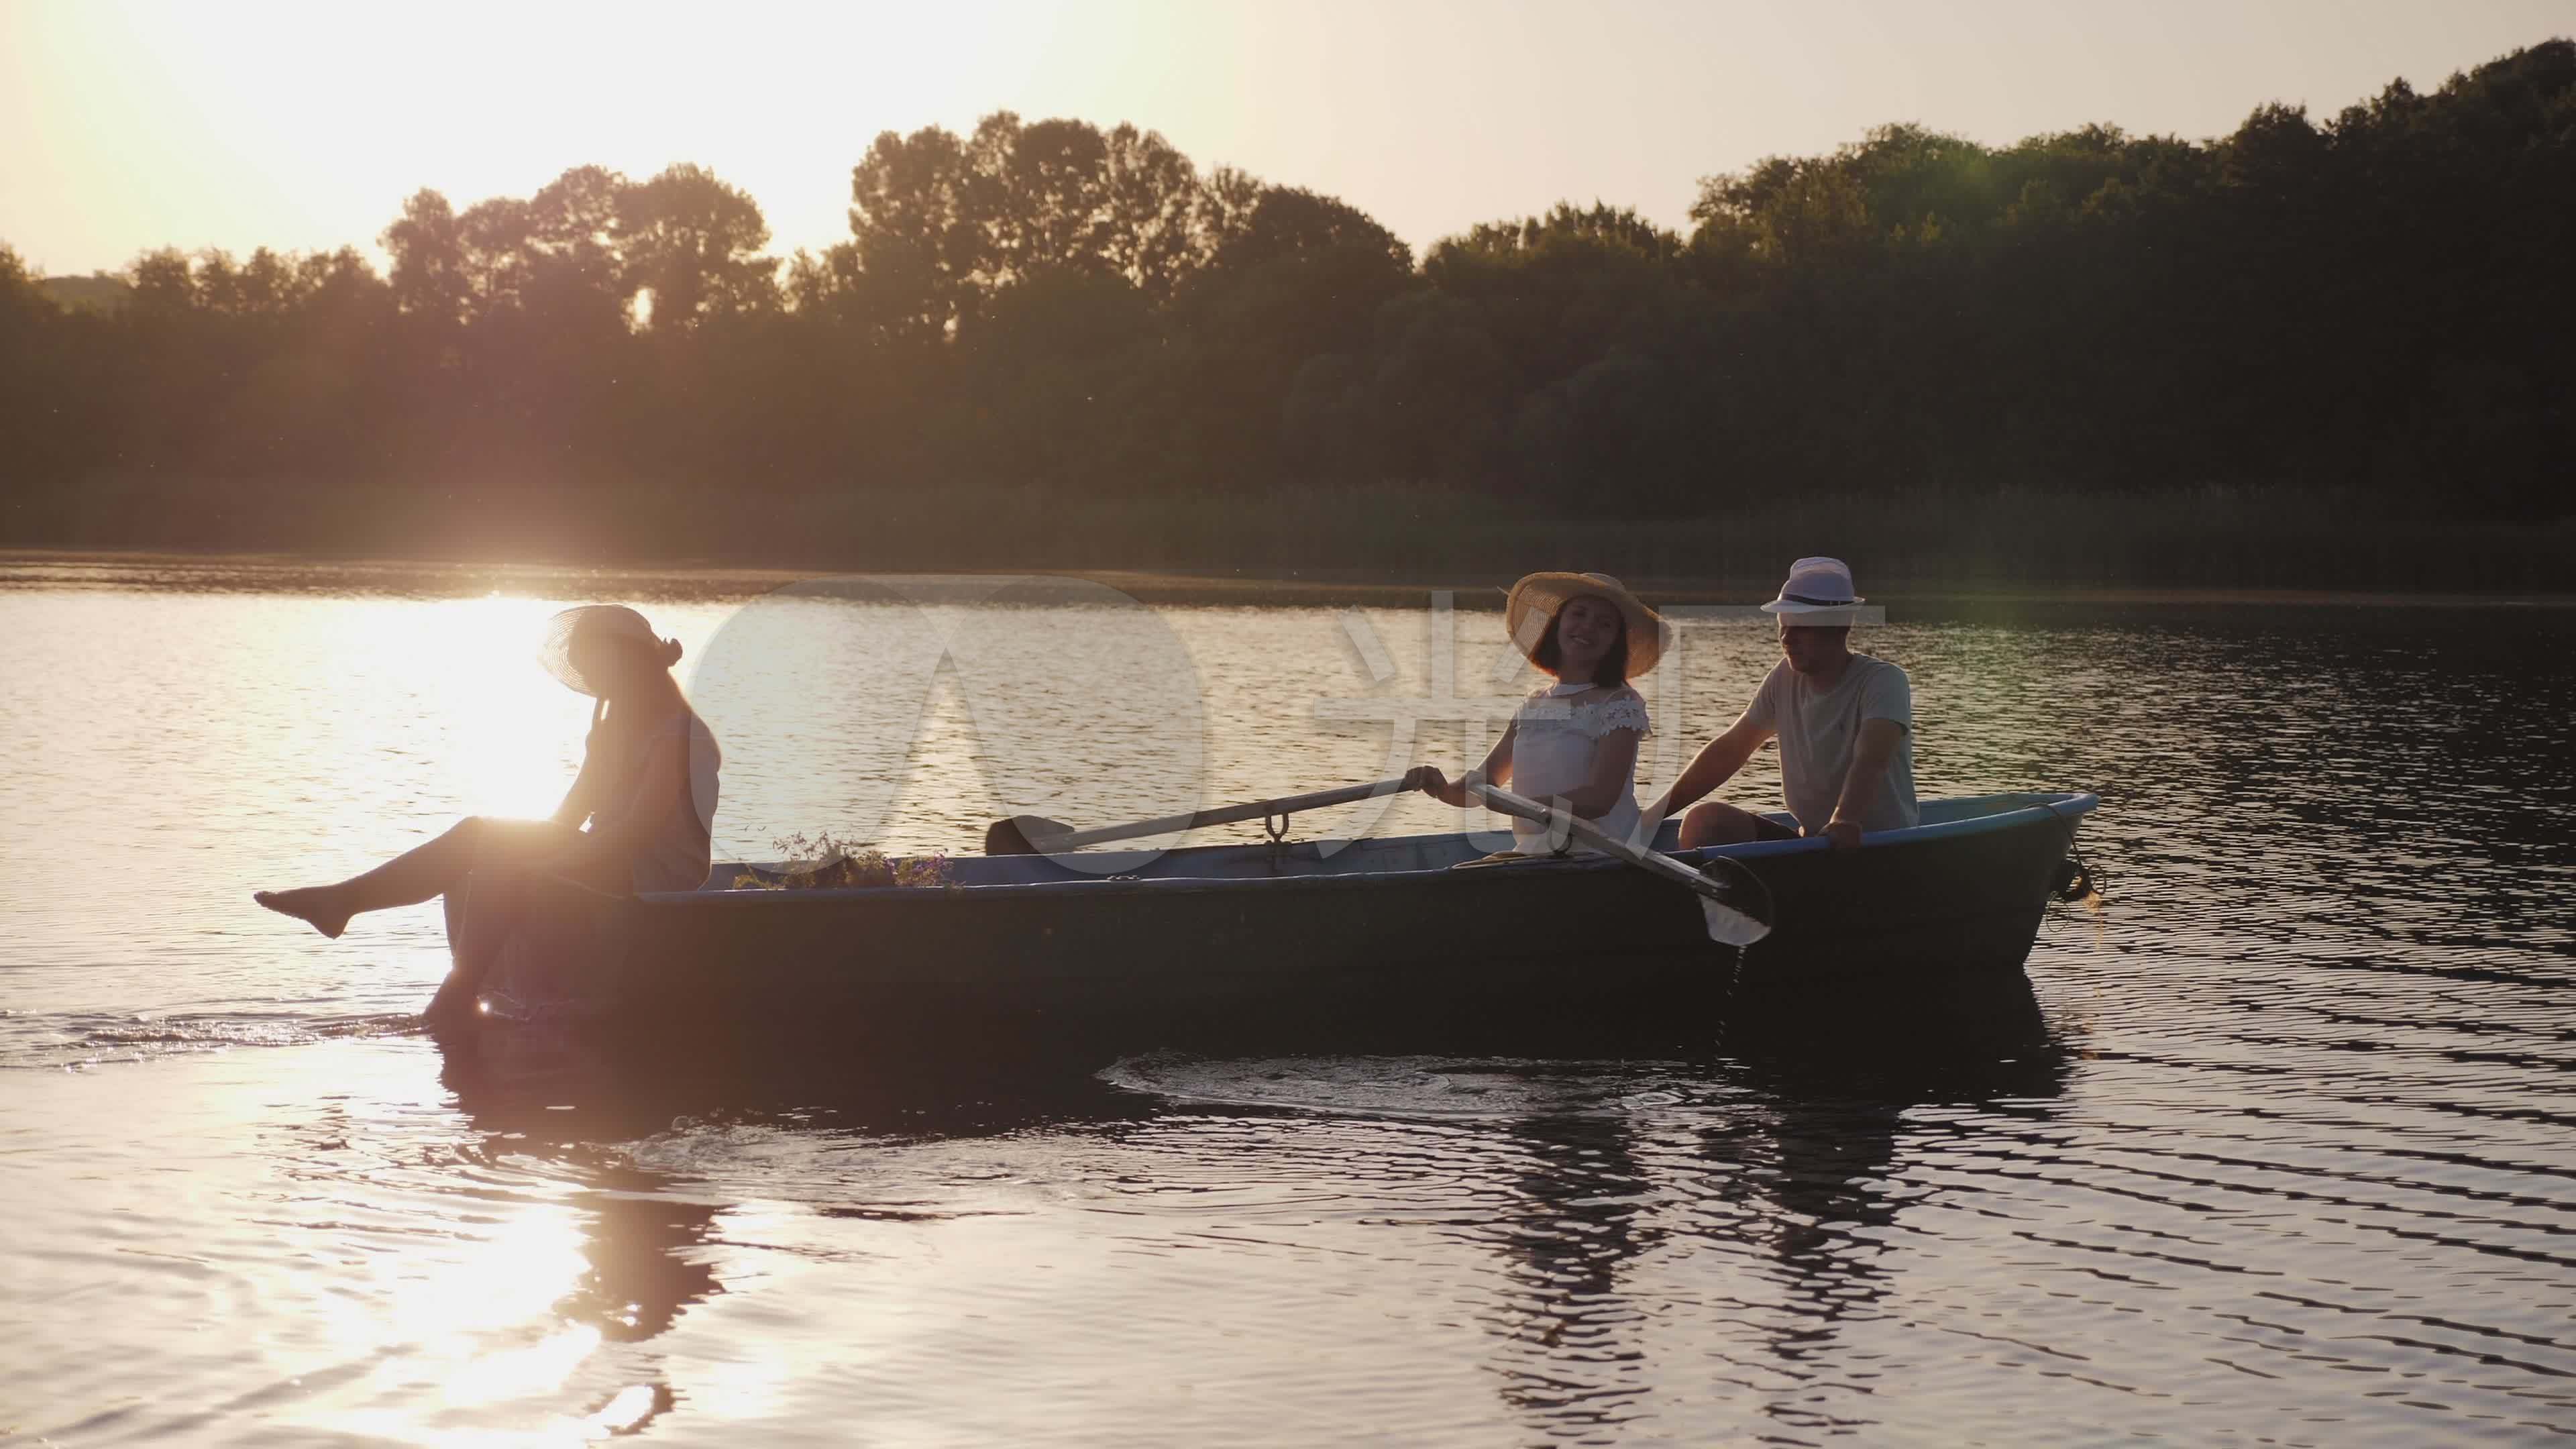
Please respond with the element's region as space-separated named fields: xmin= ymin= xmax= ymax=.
xmin=5 ymin=0 xmax=2565 ymax=277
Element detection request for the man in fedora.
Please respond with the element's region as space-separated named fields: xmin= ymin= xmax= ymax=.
xmin=1646 ymin=557 xmax=1917 ymax=850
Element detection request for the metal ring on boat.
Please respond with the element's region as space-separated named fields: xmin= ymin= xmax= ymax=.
xmin=2051 ymin=857 xmax=2096 ymax=902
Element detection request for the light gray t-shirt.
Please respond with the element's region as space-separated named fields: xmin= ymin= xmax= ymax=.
xmin=1737 ymin=654 xmax=1919 ymax=834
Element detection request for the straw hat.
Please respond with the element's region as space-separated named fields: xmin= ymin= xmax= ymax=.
xmin=1758 ymin=557 xmax=1866 ymax=625
xmin=1504 ymin=572 xmax=1668 ymax=678
xmin=537 ymin=604 xmax=682 ymax=696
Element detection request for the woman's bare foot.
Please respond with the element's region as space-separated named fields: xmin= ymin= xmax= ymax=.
xmin=254 ymin=887 xmax=352 ymax=940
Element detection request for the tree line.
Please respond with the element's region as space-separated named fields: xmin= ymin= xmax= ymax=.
xmin=1 ymin=39 xmax=2567 ymax=566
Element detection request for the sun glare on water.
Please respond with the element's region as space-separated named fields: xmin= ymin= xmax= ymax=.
xmin=423 ymin=594 xmax=598 ymax=821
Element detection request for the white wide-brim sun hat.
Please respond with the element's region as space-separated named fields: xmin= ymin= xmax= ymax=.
xmin=1759 ymin=557 xmax=1866 ymax=624
xmin=1503 ymin=572 xmax=1669 ymax=678
xmin=537 ymin=604 xmax=675 ymax=696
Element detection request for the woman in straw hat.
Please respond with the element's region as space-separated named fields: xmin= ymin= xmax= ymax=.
xmin=1411 ymin=572 xmax=1666 ymax=855
xmin=254 ymin=604 xmax=721 ymax=1020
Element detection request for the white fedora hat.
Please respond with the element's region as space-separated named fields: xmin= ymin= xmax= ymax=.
xmin=1759 ymin=557 xmax=1866 ymax=621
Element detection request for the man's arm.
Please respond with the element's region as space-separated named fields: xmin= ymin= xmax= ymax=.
xmin=1644 ymin=714 xmax=1772 ymax=822
xmin=1819 ymin=717 xmax=1906 ymax=849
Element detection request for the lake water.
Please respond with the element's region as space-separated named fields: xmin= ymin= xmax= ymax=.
xmin=4 ymin=559 xmax=2573 ymax=1446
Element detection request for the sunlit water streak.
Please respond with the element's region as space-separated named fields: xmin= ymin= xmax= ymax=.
xmin=1 ymin=564 xmax=2571 ymax=1444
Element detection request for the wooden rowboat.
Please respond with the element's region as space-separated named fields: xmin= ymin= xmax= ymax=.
xmin=453 ymin=792 xmax=2100 ymax=1066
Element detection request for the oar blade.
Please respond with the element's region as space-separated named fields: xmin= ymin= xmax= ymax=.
xmin=983 ymin=816 xmax=1072 ymax=856
xmin=1701 ymin=897 xmax=1770 ymax=948
xmin=1695 ymin=857 xmax=1775 ymax=947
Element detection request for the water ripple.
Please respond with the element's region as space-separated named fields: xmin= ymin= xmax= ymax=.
xmin=4 ymin=582 xmax=2574 ymax=1443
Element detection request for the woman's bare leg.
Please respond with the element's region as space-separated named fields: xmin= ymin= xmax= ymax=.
xmin=427 ymin=860 xmax=629 ymax=1026
xmin=256 ymin=817 xmax=576 ymax=938
xmin=424 ymin=866 xmax=526 ymax=1025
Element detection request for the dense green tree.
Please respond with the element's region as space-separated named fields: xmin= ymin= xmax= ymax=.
xmin=1209 ymin=185 xmax=1412 ymax=272
xmin=848 ymin=123 xmax=989 ymax=338
xmin=2 ymin=42 xmax=2569 ymax=561
xmin=1099 ymin=123 xmax=1203 ymax=299
xmin=848 ymin=114 xmax=1218 ymax=332
xmin=126 ymin=248 xmax=197 ymax=316
xmin=381 ymin=189 xmax=471 ymax=327
xmin=457 ymin=197 xmax=535 ymax=315
xmin=614 ymin=164 xmax=780 ymax=329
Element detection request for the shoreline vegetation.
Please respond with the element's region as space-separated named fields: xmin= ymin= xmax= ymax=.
xmin=7 ymin=547 xmax=2568 ymax=613
xmin=4 ymin=42 xmax=2569 ymax=587
xmin=1 ymin=480 xmax=2569 ymax=594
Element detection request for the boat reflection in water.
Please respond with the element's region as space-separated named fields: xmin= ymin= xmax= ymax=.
xmin=427 ymin=953 xmax=2067 ymax=1441
xmin=1464 ymin=1013 xmax=2070 ymax=1439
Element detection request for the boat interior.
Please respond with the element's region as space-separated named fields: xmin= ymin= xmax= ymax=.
xmin=692 ymin=792 xmax=2096 ymax=894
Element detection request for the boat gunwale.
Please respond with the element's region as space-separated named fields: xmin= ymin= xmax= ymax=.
xmin=649 ymin=792 xmax=2100 ymax=907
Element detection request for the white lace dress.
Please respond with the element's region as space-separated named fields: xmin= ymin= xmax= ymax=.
xmin=1505 ymin=682 xmax=1652 ymax=855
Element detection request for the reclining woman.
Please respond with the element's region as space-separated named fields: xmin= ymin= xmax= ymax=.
xmin=254 ymin=604 xmax=721 ymax=1024
xmin=1411 ymin=572 xmax=1664 ymax=855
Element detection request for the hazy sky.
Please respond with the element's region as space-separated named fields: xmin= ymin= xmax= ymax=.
xmin=3 ymin=0 xmax=2565 ymax=276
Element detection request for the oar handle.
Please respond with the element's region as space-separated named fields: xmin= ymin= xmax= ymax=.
xmin=1463 ymin=782 xmax=1719 ymax=899
xmin=1030 ymin=777 xmax=1415 ymax=851
xmin=1464 ymin=781 xmax=1774 ymax=946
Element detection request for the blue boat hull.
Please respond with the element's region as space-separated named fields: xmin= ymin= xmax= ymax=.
xmin=451 ymin=793 xmax=2097 ymax=1065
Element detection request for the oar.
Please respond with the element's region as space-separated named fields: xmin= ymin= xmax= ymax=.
xmin=1464 ymin=780 xmax=1774 ymax=947
xmin=985 ymin=777 xmax=1416 ymax=855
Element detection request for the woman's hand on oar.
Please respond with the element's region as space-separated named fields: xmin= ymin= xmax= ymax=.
xmin=1463 ymin=780 xmax=1774 ymax=947
xmin=1403 ymin=764 xmax=1482 ymax=810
